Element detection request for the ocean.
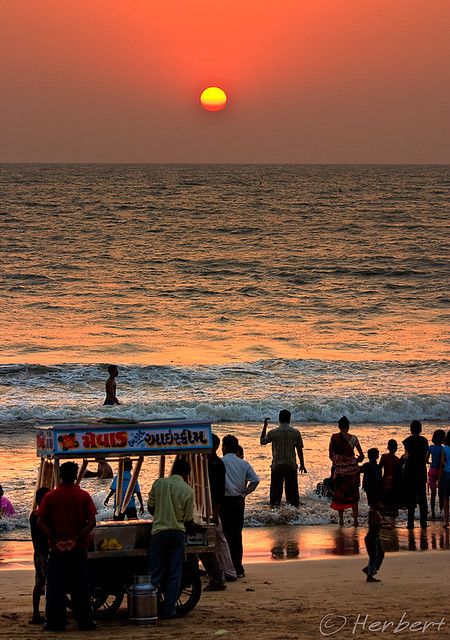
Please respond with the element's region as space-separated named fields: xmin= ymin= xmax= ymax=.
xmin=0 ymin=164 xmax=449 ymax=536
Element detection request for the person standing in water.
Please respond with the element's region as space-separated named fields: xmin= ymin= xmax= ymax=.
xmin=260 ymin=410 xmax=307 ymax=509
xmin=440 ymin=430 xmax=450 ymax=529
xmin=403 ymin=420 xmax=428 ymax=529
xmin=427 ymin=429 xmax=445 ymax=520
xmin=379 ymin=439 xmax=402 ymax=525
xmin=104 ymin=365 xmax=120 ymax=405
xmin=329 ymin=416 xmax=364 ymax=526
xmin=0 ymin=485 xmax=15 ymax=517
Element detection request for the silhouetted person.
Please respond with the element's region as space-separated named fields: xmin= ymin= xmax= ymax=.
xmin=363 ymin=498 xmax=384 ymax=582
xmin=207 ymin=434 xmax=237 ymax=581
xmin=427 ymin=429 xmax=445 ymax=520
xmin=29 ymin=487 xmax=50 ymax=624
xmin=260 ymin=410 xmax=306 ymax=508
xmin=104 ymin=364 xmax=120 ymax=405
xmin=403 ymin=420 xmax=428 ymax=529
xmin=200 ymin=433 xmax=230 ymax=590
xmin=441 ymin=430 xmax=450 ymax=529
xmin=360 ymin=448 xmax=382 ymax=508
xmin=379 ymin=439 xmax=402 ymax=525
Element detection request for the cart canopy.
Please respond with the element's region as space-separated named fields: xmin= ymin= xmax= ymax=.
xmin=36 ymin=419 xmax=213 ymax=459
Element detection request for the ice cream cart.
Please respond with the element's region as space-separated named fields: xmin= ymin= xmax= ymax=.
xmin=35 ymin=419 xmax=215 ymax=616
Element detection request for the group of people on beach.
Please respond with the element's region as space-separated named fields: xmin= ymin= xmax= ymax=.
xmin=0 ymin=369 xmax=446 ymax=629
xmin=326 ymin=417 xmax=450 ymax=531
xmin=24 ymin=429 xmax=260 ymax=630
xmin=259 ymin=410 xmax=450 ymax=582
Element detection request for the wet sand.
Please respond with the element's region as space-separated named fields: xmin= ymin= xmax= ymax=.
xmin=2 ymin=522 xmax=449 ymax=569
xmin=0 ymin=552 xmax=449 ymax=640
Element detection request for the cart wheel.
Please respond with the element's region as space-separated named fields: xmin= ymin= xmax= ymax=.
xmin=175 ymin=570 xmax=202 ymax=616
xmin=66 ymin=570 xmax=124 ymax=617
xmin=90 ymin=583 xmax=124 ymax=616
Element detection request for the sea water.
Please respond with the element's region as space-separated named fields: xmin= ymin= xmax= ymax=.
xmin=0 ymin=164 xmax=448 ymax=535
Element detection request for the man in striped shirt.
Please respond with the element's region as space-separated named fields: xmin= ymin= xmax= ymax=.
xmin=260 ymin=410 xmax=307 ymax=508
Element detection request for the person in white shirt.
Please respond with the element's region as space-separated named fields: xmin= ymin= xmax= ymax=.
xmin=221 ymin=434 xmax=260 ymax=578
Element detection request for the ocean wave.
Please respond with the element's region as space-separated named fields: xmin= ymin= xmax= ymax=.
xmin=0 ymin=394 xmax=448 ymax=425
xmin=0 ymin=359 xmax=448 ymax=425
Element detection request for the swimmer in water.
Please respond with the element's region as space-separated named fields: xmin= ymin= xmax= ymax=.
xmin=104 ymin=365 xmax=120 ymax=405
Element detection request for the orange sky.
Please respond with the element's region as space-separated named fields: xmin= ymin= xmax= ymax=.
xmin=1 ymin=0 xmax=449 ymax=162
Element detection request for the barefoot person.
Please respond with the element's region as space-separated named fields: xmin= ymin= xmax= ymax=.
xmin=363 ymin=497 xmax=385 ymax=583
xmin=329 ymin=416 xmax=364 ymax=526
xmin=260 ymin=410 xmax=307 ymax=508
xmin=104 ymin=364 xmax=120 ymax=405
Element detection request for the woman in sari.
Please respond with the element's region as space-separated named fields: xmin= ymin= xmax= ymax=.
xmin=329 ymin=416 xmax=364 ymax=526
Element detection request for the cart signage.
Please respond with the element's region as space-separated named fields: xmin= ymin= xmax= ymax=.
xmin=36 ymin=421 xmax=212 ymax=457
xmin=36 ymin=429 xmax=54 ymax=456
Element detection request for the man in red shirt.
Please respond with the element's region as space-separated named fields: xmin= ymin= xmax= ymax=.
xmin=39 ymin=461 xmax=97 ymax=632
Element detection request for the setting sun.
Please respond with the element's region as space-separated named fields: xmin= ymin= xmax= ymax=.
xmin=200 ymin=86 xmax=227 ymax=111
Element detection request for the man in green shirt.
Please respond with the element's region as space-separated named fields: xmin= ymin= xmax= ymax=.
xmin=147 ymin=458 xmax=193 ymax=619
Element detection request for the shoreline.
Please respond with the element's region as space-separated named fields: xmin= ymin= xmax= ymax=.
xmin=1 ymin=522 xmax=449 ymax=571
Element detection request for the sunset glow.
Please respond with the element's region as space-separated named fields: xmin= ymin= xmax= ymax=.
xmin=200 ymin=87 xmax=227 ymax=112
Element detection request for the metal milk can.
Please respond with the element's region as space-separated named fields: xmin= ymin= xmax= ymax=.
xmin=127 ymin=575 xmax=158 ymax=624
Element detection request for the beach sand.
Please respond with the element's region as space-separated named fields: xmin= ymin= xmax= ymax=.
xmin=1 ymin=552 xmax=448 ymax=640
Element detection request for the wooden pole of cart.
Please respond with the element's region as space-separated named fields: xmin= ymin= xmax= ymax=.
xmin=159 ymin=455 xmax=166 ymax=478
xmin=75 ymin=459 xmax=88 ymax=485
xmin=52 ymin=458 xmax=60 ymax=488
xmin=32 ymin=458 xmax=45 ymax=509
xmin=36 ymin=458 xmax=45 ymax=490
xmin=187 ymin=454 xmax=196 ymax=514
xmin=195 ymin=454 xmax=206 ymax=520
xmin=201 ymin=454 xmax=212 ymax=524
xmin=120 ymin=457 xmax=144 ymax=515
xmin=191 ymin=453 xmax=204 ymax=522
xmin=114 ymin=457 xmax=125 ymax=518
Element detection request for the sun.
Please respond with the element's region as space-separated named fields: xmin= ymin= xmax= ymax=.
xmin=200 ymin=86 xmax=227 ymax=112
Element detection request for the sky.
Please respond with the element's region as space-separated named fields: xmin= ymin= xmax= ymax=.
xmin=1 ymin=0 xmax=449 ymax=163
